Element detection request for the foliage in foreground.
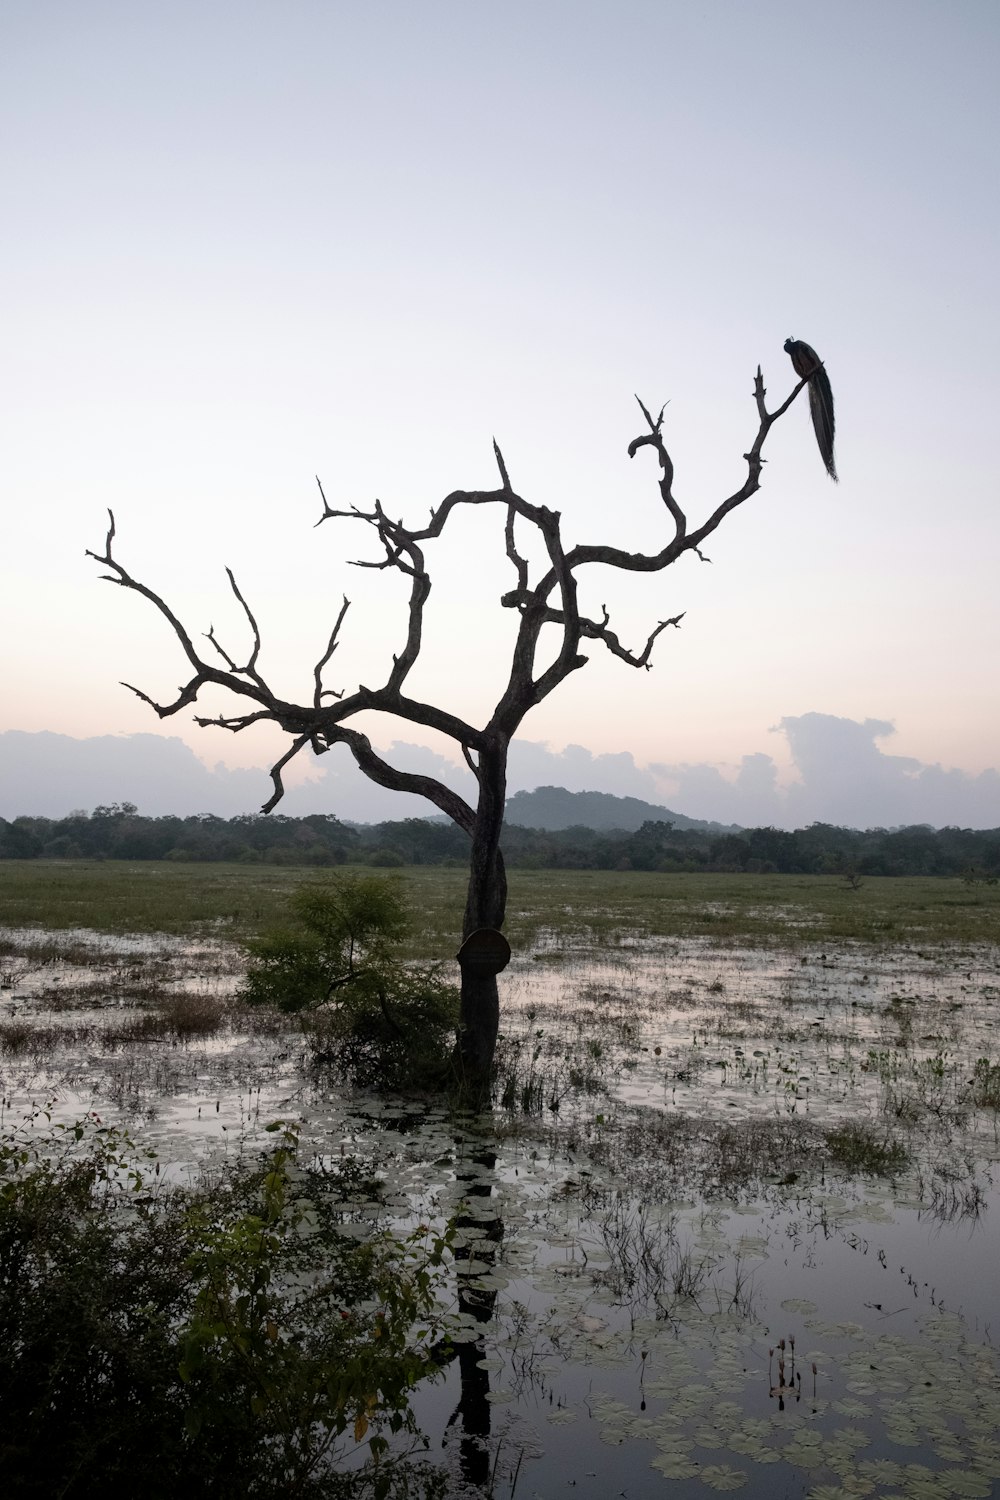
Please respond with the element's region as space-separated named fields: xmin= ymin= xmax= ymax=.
xmin=0 ymin=1110 xmax=454 ymax=1499
xmin=240 ymin=876 xmax=459 ymax=1089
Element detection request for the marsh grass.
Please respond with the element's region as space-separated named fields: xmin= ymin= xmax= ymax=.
xmin=33 ymin=970 xmax=177 ymax=1010
xmin=0 ymin=1019 xmax=35 ymax=1054
xmin=0 ymin=860 xmax=469 ymax=955
xmin=490 ymin=989 xmax=644 ymax=1120
xmin=592 ymin=1198 xmax=714 ymax=1317
xmin=916 ymin=1160 xmax=987 ymax=1221
xmin=871 ymin=1050 xmax=971 ymax=1129
xmin=0 ymin=995 xmax=228 ymax=1055
xmin=493 ymin=1031 xmax=600 ymax=1118
xmin=107 ymin=994 xmax=228 ymax=1043
xmin=4 ymin=862 xmax=1000 ymax=953
xmin=823 ymin=1120 xmax=910 ymax=1176
xmin=572 ymin=1109 xmax=825 ymax=1206
xmin=971 ymin=1056 xmax=1000 ymax=1109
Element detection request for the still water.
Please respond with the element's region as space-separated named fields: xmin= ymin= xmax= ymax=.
xmin=2 ymin=926 xmax=999 ymax=1497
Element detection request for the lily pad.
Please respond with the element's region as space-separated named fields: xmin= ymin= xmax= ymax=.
xmin=700 ymin=1465 xmax=748 ymax=1491
xmin=651 ymin=1454 xmax=700 ymax=1478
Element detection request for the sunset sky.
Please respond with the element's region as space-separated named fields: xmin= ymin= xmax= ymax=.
xmin=3 ymin=1 xmax=998 ymax=825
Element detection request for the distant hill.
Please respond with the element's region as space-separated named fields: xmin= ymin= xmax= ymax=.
xmin=505 ymin=786 xmax=738 ymax=834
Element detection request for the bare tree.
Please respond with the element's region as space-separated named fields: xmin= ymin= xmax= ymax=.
xmin=88 ymin=362 xmax=814 ymax=1092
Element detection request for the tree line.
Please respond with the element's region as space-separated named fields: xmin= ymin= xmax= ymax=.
xmin=1 ymin=804 xmax=998 ymax=878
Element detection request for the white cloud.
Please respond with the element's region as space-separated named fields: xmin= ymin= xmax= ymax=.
xmin=3 ymin=717 xmax=998 ymax=829
xmin=654 ymin=714 xmax=1000 ymax=830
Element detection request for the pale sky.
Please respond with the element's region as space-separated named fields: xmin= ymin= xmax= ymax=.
xmin=3 ymin=1 xmax=999 ymax=822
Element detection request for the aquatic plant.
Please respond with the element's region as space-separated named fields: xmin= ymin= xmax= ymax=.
xmin=971 ymin=1056 xmax=1000 ymax=1110
xmin=823 ymin=1119 xmax=909 ymax=1176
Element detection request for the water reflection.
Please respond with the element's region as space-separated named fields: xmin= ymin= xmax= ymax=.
xmin=443 ymin=1141 xmax=502 ymax=1487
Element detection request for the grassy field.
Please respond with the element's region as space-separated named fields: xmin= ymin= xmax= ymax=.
xmin=2 ymin=859 xmax=998 ymax=955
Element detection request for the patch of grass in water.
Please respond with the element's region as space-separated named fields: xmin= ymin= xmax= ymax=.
xmin=105 ymin=995 xmax=228 ymax=1044
xmin=823 ymin=1120 xmax=909 ymax=1176
xmin=577 ymin=1108 xmax=822 ymax=1204
xmin=0 ymin=1019 xmax=36 ymax=1054
xmin=970 ymin=1056 xmax=1000 ymax=1109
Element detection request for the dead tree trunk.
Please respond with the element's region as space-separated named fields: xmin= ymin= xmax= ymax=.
xmin=457 ymin=740 xmax=509 ymax=1083
xmin=88 ymin=358 xmax=817 ymax=1095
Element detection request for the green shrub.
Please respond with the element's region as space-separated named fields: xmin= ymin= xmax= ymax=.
xmin=369 ymin=848 xmax=406 ymax=868
xmin=240 ymin=876 xmax=459 ymax=1089
xmin=0 ymin=1111 xmax=454 ymax=1498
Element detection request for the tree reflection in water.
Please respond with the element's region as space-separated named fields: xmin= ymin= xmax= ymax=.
xmin=442 ymin=1143 xmax=503 ymax=1488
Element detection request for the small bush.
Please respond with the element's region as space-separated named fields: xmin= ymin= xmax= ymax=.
xmin=369 ymin=848 xmax=406 ymax=868
xmin=241 ymin=876 xmax=459 ymax=1089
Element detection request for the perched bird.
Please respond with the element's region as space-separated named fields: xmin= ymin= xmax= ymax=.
xmin=784 ymin=337 xmax=837 ymax=482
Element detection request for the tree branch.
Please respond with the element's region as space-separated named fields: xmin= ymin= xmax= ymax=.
xmin=318 ymin=726 xmax=477 ymax=833
xmin=628 ymin=395 xmax=686 ymax=540
xmin=499 ymin=434 xmax=529 ymax=595
xmin=504 ymin=500 xmax=529 ymax=593
xmin=314 ymin=596 xmax=349 ymax=707
xmin=202 ymin=569 xmax=264 ymax=681
xmin=194 ymin=709 xmax=276 ymax=732
xmin=584 ymin=606 xmax=684 ymax=668
xmin=314 ymin=474 xmax=336 ymax=524
xmin=262 ymin=734 xmax=311 ymax=814
xmin=683 ymin=365 xmax=809 ymax=554
xmin=558 ymin=366 xmax=810 ymax=578
xmin=514 ymin=601 xmax=685 ymax=670
xmin=87 ymin=511 xmax=291 ymax=718
xmin=122 ymin=677 xmax=206 ymax=718
xmin=492 ymin=438 xmax=512 ymax=493
xmin=225 ymin=568 xmax=263 ymax=677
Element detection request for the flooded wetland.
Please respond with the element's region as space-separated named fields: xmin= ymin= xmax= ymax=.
xmin=2 ymin=864 xmax=999 ymax=1498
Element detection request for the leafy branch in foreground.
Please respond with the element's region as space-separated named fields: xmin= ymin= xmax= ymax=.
xmin=0 ymin=1111 xmax=456 ymax=1499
